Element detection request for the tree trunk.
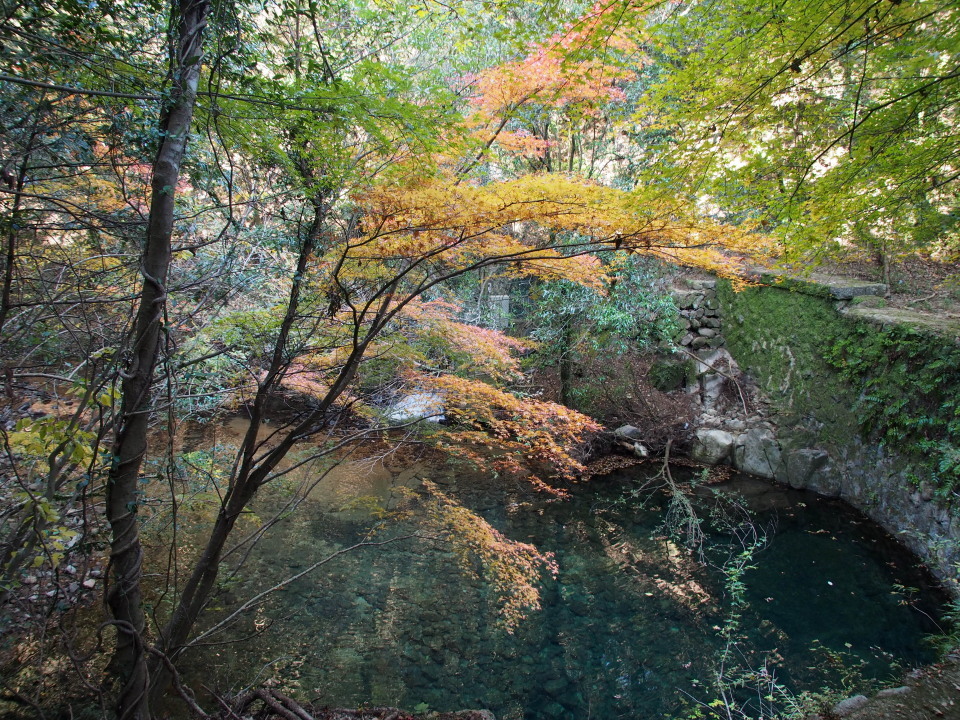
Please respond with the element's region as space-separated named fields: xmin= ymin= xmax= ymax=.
xmin=105 ymin=2 xmax=209 ymax=718
xmin=146 ymin=203 xmax=407 ymax=705
xmin=558 ymin=321 xmax=575 ymax=407
xmin=0 ymin=134 xmax=35 ymax=336
xmin=148 ymin=202 xmax=335 ymax=701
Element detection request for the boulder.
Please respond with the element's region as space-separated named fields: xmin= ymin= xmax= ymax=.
xmin=614 ymin=425 xmax=644 ymax=442
xmin=833 ymin=695 xmax=869 ymax=716
xmin=386 ymin=393 xmax=444 ymax=424
xmin=782 ymin=448 xmax=830 ymax=489
xmin=732 ymin=428 xmax=782 ymax=479
xmin=690 ymin=428 xmax=735 ymax=465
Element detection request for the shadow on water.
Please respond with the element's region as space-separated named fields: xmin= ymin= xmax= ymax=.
xmin=179 ymin=457 xmax=949 ymax=720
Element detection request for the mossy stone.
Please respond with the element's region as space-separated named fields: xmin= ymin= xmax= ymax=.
xmin=647 ymin=357 xmax=690 ymax=391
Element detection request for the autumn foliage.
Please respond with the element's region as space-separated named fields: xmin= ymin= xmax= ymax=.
xmin=351 ymin=172 xmax=754 ymax=280
xmin=466 ymin=1 xmax=646 ymax=158
xmin=423 ymin=482 xmax=558 ymax=629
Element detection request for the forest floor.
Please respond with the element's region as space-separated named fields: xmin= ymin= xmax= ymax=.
xmin=793 ymin=254 xmax=960 ymax=317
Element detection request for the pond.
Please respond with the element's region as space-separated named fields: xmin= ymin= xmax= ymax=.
xmin=180 ymin=451 xmax=948 ymax=720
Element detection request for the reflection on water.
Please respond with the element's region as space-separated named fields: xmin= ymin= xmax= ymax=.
xmin=182 ymin=456 xmax=946 ymax=720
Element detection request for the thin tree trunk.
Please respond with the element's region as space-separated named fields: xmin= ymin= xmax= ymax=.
xmin=149 ymin=202 xmax=331 ymax=700
xmin=105 ymin=2 xmax=209 ymax=718
xmin=147 ymin=205 xmax=405 ymax=702
xmin=559 ymin=321 xmax=574 ymax=407
xmin=0 ymin=136 xmax=34 ymax=336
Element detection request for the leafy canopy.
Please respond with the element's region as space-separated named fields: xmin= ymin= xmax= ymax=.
xmin=633 ymin=0 xmax=960 ymax=265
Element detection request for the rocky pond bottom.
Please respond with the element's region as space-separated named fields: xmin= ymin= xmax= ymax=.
xmin=181 ymin=460 xmax=948 ymax=720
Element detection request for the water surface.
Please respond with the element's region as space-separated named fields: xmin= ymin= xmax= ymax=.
xmin=185 ymin=458 xmax=946 ymax=719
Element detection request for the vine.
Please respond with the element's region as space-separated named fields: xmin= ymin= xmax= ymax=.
xmin=823 ymin=324 xmax=960 ymax=499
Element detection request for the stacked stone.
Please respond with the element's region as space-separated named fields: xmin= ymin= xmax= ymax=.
xmin=674 ymin=279 xmax=723 ymax=350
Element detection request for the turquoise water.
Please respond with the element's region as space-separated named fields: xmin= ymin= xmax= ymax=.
xmin=187 ymin=462 xmax=946 ymax=719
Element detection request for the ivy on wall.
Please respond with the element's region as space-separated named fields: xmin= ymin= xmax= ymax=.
xmin=824 ymin=327 xmax=960 ymax=498
xmin=718 ymin=279 xmax=960 ymax=501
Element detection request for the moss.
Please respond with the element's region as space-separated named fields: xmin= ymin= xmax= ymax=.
xmin=851 ymin=295 xmax=886 ymax=308
xmin=648 ymin=357 xmax=690 ymax=392
xmin=717 ymin=280 xmax=960 ymax=497
xmin=717 ymin=281 xmax=861 ymax=447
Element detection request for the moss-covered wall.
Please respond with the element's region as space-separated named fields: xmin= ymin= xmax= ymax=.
xmin=717 ymin=280 xmax=960 ymax=591
xmin=718 ymin=283 xmax=862 ymax=449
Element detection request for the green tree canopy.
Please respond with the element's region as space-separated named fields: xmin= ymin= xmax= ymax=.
xmin=631 ymin=0 xmax=960 ymax=276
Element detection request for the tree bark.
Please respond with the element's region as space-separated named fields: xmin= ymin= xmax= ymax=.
xmin=0 ymin=134 xmax=34 ymax=337
xmin=105 ymin=2 xmax=209 ymax=718
xmin=148 ymin=202 xmax=332 ymax=701
xmin=559 ymin=321 xmax=574 ymax=407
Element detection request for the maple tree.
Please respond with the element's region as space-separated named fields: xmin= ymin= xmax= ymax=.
xmin=462 ymin=0 xmax=647 ymax=178
xmin=0 ymin=0 xmax=773 ymax=717
xmin=423 ymin=481 xmax=559 ymax=628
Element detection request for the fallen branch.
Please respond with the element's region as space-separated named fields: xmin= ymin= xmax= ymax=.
xmin=674 ymin=345 xmax=749 ymax=417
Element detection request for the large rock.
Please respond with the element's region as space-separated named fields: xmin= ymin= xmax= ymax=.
xmin=833 ymin=695 xmax=869 ymax=716
xmin=690 ymin=428 xmax=734 ymax=465
xmin=385 ymin=393 xmax=444 ymax=424
xmin=614 ymin=424 xmax=644 ymax=442
xmin=732 ymin=428 xmax=782 ymax=478
xmin=782 ymin=448 xmax=830 ymax=489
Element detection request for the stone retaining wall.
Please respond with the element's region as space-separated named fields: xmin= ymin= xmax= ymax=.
xmin=674 ymin=279 xmax=725 ymax=351
xmin=674 ymin=274 xmax=960 ymax=594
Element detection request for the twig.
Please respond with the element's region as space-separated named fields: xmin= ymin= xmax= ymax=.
xmin=143 ymin=644 xmax=210 ymax=718
xmin=674 ymin=345 xmax=749 ymax=417
xmin=204 ymin=687 xmax=244 ymax=720
xmin=252 ymin=689 xmax=303 ymax=720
